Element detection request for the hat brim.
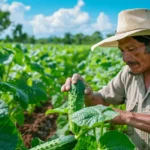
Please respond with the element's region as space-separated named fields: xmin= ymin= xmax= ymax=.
xmin=91 ymin=29 xmax=150 ymax=51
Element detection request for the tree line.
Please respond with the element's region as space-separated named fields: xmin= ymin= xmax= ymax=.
xmin=0 ymin=10 xmax=114 ymax=44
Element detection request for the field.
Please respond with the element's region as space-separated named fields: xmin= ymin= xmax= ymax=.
xmin=0 ymin=43 xmax=133 ymax=150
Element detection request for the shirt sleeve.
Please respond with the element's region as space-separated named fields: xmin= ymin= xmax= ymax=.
xmin=99 ymin=66 xmax=127 ymax=105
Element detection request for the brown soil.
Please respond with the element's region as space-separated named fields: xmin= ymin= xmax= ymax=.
xmin=18 ymin=101 xmax=57 ymax=148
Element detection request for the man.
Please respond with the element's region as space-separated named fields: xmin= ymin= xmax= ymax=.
xmin=61 ymin=9 xmax=150 ymax=150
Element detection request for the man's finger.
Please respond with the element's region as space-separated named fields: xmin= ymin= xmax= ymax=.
xmin=85 ymin=87 xmax=93 ymax=100
xmin=61 ymin=77 xmax=71 ymax=91
xmin=72 ymin=73 xmax=83 ymax=84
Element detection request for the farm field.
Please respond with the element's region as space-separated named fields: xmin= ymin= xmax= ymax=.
xmin=0 ymin=43 xmax=133 ymax=150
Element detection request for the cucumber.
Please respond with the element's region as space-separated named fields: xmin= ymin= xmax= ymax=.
xmin=29 ymin=135 xmax=77 ymax=150
xmin=68 ymin=80 xmax=85 ymax=135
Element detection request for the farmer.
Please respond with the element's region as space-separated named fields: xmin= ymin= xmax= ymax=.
xmin=61 ymin=8 xmax=150 ymax=150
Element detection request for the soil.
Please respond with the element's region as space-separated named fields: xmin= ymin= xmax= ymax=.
xmin=18 ymin=101 xmax=57 ymax=149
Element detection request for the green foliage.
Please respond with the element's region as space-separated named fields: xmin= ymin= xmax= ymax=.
xmin=73 ymin=135 xmax=97 ymax=150
xmin=0 ymin=42 xmax=125 ymax=149
xmin=0 ymin=100 xmax=20 ymax=150
xmin=0 ymin=100 xmax=9 ymax=123
xmin=31 ymin=137 xmax=44 ymax=148
xmin=71 ymin=105 xmax=135 ymax=150
xmin=46 ymin=79 xmax=134 ymax=150
xmin=0 ymin=10 xmax=11 ymax=34
xmin=71 ymin=105 xmax=119 ymax=128
xmin=100 ymin=130 xmax=135 ymax=150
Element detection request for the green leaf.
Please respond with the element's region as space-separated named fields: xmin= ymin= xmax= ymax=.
xmin=46 ymin=107 xmax=68 ymax=115
xmin=0 ymin=53 xmax=14 ymax=65
xmin=30 ymin=62 xmax=44 ymax=74
xmin=0 ymin=65 xmax=5 ymax=80
xmin=11 ymin=106 xmax=25 ymax=125
xmin=27 ymin=86 xmax=47 ymax=104
xmin=13 ymin=46 xmax=24 ymax=65
xmin=72 ymin=105 xmax=119 ymax=128
xmin=0 ymin=100 xmax=9 ymax=124
xmin=0 ymin=121 xmax=19 ymax=150
xmin=100 ymin=130 xmax=135 ymax=150
xmin=74 ymin=135 xmax=97 ymax=150
xmin=0 ymin=100 xmax=19 ymax=150
xmin=31 ymin=137 xmax=44 ymax=148
xmin=0 ymin=82 xmax=29 ymax=109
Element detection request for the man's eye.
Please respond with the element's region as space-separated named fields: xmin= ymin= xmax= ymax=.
xmin=128 ymin=48 xmax=136 ymax=52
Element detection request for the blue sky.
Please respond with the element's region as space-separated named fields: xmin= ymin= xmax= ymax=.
xmin=1 ymin=0 xmax=150 ymax=38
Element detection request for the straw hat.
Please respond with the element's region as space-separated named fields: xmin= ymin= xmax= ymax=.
xmin=91 ymin=8 xmax=150 ymax=51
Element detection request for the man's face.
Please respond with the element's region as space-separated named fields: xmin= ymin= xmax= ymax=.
xmin=118 ymin=37 xmax=150 ymax=74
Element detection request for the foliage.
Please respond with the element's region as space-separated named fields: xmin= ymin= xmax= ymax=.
xmin=0 ymin=42 xmax=125 ymax=149
xmin=0 ymin=10 xmax=11 ymax=34
xmin=0 ymin=100 xmax=21 ymax=150
xmin=45 ymin=85 xmax=135 ymax=150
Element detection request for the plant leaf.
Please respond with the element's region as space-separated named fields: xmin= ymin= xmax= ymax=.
xmin=31 ymin=137 xmax=44 ymax=148
xmin=74 ymin=135 xmax=97 ymax=150
xmin=0 ymin=121 xmax=19 ymax=150
xmin=100 ymin=130 xmax=135 ymax=150
xmin=0 ymin=82 xmax=29 ymax=109
xmin=45 ymin=107 xmax=68 ymax=115
xmin=72 ymin=105 xmax=119 ymax=128
xmin=0 ymin=100 xmax=9 ymax=124
xmin=0 ymin=100 xmax=19 ymax=150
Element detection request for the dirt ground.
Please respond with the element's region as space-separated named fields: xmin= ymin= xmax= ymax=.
xmin=18 ymin=101 xmax=57 ymax=148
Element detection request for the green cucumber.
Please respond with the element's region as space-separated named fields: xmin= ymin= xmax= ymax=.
xmin=68 ymin=80 xmax=85 ymax=135
xmin=29 ymin=135 xmax=77 ymax=150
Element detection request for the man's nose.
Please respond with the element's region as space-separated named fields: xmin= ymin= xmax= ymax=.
xmin=122 ymin=52 xmax=132 ymax=62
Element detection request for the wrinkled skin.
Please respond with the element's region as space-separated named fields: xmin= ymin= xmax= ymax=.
xmin=118 ymin=36 xmax=150 ymax=74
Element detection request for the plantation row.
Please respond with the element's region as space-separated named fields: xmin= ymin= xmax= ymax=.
xmin=0 ymin=43 xmax=124 ymax=149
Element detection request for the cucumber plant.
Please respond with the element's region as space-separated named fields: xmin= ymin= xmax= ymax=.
xmin=30 ymin=80 xmax=135 ymax=150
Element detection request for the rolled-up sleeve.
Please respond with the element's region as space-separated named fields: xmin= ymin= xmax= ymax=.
xmin=99 ymin=67 xmax=126 ymax=105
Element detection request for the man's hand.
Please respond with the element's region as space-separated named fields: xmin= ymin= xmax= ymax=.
xmin=61 ymin=73 xmax=94 ymax=104
xmin=61 ymin=73 xmax=109 ymax=106
xmin=112 ymin=108 xmax=150 ymax=133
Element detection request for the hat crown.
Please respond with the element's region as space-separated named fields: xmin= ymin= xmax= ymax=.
xmin=117 ymin=9 xmax=150 ymax=33
xmin=91 ymin=8 xmax=150 ymax=50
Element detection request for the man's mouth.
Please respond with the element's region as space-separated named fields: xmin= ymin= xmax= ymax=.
xmin=126 ymin=62 xmax=140 ymax=69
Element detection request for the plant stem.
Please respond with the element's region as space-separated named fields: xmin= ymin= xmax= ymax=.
xmin=99 ymin=122 xmax=104 ymax=149
xmin=76 ymin=129 xmax=89 ymax=139
xmin=93 ymin=128 xmax=96 ymax=137
xmin=100 ymin=122 xmax=104 ymax=137
xmin=4 ymin=62 xmax=12 ymax=82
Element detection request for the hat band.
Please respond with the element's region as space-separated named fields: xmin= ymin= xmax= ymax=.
xmin=116 ymin=28 xmax=150 ymax=34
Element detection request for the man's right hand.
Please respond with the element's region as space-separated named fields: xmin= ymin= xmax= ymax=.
xmin=61 ymin=73 xmax=94 ymax=103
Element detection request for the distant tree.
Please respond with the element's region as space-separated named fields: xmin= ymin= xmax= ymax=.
xmin=28 ymin=35 xmax=36 ymax=44
xmin=73 ymin=33 xmax=84 ymax=44
xmin=36 ymin=38 xmax=48 ymax=44
xmin=106 ymin=33 xmax=115 ymax=38
xmin=12 ymin=24 xmax=28 ymax=42
xmin=51 ymin=36 xmax=62 ymax=44
xmin=63 ymin=32 xmax=73 ymax=44
xmin=4 ymin=35 xmax=12 ymax=42
xmin=91 ymin=31 xmax=103 ymax=43
xmin=0 ymin=10 xmax=11 ymax=34
xmin=82 ymin=35 xmax=91 ymax=44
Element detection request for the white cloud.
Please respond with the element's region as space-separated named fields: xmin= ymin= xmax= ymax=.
xmin=0 ymin=0 xmax=32 ymax=37
xmin=0 ymin=1 xmax=30 ymax=23
xmin=92 ymin=12 xmax=112 ymax=31
xmin=0 ymin=0 xmax=113 ymax=38
xmin=30 ymin=0 xmax=91 ymax=37
xmin=30 ymin=0 xmax=113 ymax=37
